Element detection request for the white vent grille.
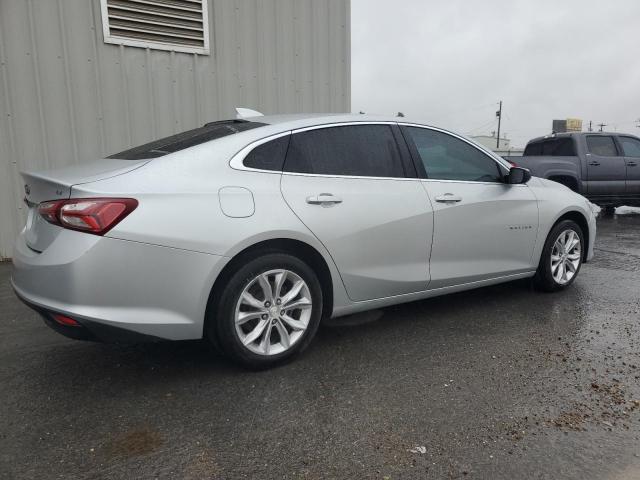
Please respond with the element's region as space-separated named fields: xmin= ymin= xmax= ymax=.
xmin=100 ymin=0 xmax=210 ymax=54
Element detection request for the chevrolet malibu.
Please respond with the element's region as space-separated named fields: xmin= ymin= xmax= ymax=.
xmin=12 ymin=113 xmax=596 ymax=368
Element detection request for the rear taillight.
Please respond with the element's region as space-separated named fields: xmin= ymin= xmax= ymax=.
xmin=38 ymin=198 xmax=138 ymax=235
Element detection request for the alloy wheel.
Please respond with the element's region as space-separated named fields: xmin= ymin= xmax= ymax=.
xmin=234 ymin=269 xmax=313 ymax=355
xmin=550 ymin=229 xmax=582 ymax=285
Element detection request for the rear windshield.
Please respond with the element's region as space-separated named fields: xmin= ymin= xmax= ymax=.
xmin=524 ymin=137 xmax=576 ymax=156
xmin=108 ymin=120 xmax=266 ymax=160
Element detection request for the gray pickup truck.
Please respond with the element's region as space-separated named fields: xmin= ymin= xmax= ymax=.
xmin=507 ymin=132 xmax=640 ymax=211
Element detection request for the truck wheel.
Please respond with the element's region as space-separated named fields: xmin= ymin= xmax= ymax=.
xmin=534 ymin=220 xmax=584 ymax=292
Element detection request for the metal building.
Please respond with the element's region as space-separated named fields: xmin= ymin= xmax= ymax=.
xmin=0 ymin=0 xmax=351 ymax=259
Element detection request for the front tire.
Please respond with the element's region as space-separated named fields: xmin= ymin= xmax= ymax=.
xmin=207 ymin=253 xmax=322 ymax=369
xmin=534 ymin=220 xmax=584 ymax=292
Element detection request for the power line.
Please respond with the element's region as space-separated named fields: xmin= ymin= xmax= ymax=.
xmin=496 ymin=101 xmax=502 ymax=149
xmin=465 ymin=118 xmax=498 ymax=135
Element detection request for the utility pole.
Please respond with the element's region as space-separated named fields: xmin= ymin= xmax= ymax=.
xmin=597 ymin=122 xmax=607 ymax=132
xmin=588 ymin=120 xmax=593 ymax=132
xmin=496 ymin=100 xmax=502 ymax=149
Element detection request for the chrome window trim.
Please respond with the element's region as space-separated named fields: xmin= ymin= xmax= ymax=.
xmin=280 ymin=172 xmax=422 ymax=182
xmin=229 ymin=130 xmax=292 ymax=173
xmin=420 ymin=178 xmax=526 ymax=187
xmin=398 ymin=121 xmax=513 ymax=171
xmin=229 ymin=120 xmax=515 ymax=183
xmin=230 ymin=121 xmax=408 ymax=180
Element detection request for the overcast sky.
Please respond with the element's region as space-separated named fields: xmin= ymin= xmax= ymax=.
xmin=351 ymin=0 xmax=640 ymax=147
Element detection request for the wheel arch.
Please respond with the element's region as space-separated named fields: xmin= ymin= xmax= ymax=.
xmin=549 ymin=210 xmax=590 ymax=262
xmin=205 ymin=238 xmax=335 ymax=333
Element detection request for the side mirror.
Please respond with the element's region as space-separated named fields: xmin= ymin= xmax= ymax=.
xmin=507 ymin=166 xmax=532 ymax=184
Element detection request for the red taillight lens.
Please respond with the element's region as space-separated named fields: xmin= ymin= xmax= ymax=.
xmin=38 ymin=200 xmax=65 ymax=224
xmin=38 ymin=198 xmax=138 ymax=235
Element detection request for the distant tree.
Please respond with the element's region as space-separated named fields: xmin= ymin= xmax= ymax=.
xmin=396 ymin=112 xmax=405 ymax=117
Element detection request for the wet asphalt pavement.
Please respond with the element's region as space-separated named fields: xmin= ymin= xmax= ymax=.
xmin=1 ymin=212 xmax=640 ymax=479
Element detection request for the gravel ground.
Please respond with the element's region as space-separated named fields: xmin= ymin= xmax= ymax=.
xmin=1 ymin=211 xmax=640 ymax=479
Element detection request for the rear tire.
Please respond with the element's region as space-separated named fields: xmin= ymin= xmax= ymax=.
xmin=533 ymin=220 xmax=584 ymax=292
xmin=206 ymin=253 xmax=322 ymax=369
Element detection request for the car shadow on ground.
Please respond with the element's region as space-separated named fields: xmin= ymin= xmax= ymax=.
xmin=28 ymin=276 xmax=581 ymax=388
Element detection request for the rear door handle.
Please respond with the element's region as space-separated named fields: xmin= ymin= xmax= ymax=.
xmin=627 ymin=161 xmax=638 ymax=167
xmin=306 ymin=193 xmax=343 ymax=206
xmin=588 ymin=161 xmax=601 ymax=166
xmin=434 ymin=193 xmax=462 ymax=203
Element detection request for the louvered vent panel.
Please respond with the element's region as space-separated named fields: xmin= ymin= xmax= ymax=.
xmin=102 ymin=0 xmax=208 ymax=53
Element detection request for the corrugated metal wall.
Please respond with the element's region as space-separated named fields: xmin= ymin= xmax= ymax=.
xmin=0 ymin=0 xmax=351 ymax=259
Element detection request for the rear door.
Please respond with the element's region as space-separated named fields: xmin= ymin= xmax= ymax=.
xmin=401 ymin=125 xmax=539 ymax=288
xmin=280 ymin=123 xmax=434 ymax=302
xmin=617 ymin=135 xmax=640 ymax=195
xmin=585 ymin=135 xmax=626 ymax=195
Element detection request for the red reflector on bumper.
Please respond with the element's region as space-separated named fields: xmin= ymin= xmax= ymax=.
xmin=52 ymin=314 xmax=80 ymax=327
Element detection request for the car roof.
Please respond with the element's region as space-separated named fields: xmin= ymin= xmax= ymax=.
xmin=244 ymin=113 xmax=408 ymax=129
xmin=527 ymin=131 xmax=640 ymax=144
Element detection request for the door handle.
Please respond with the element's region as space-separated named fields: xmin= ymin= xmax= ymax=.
xmin=306 ymin=193 xmax=343 ymax=205
xmin=588 ymin=161 xmax=601 ymax=166
xmin=434 ymin=193 xmax=462 ymax=203
xmin=627 ymin=161 xmax=638 ymax=167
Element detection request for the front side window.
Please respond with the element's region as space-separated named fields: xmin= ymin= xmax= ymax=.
xmin=619 ymin=136 xmax=640 ymax=158
xmin=586 ymin=136 xmax=618 ymax=157
xmin=405 ymin=127 xmax=503 ymax=182
xmin=284 ymin=125 xmax=405 ymax=178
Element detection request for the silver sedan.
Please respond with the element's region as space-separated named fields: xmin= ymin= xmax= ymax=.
xmin=12 ymin=113 xmax=596 ymax=368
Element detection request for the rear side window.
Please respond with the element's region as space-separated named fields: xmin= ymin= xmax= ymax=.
xmin=108 ymin=120 xmax=266 ymax=160
xmin=586 ymin=136 xmax=618 ymax=157
xmin=523 ymin=142 xmax=542 ymax=156
xmin=619 ymin=136 xmax=640 ymax=157
xmin=284 ymin=125 xmax=405 ymax=178
xmin=404 ymin=127 xmax=503 ymax=182
xmin=524 ymin=138 xmax=576 ymax=156
xmin=243 ymin=135 xmax=291 ymax=171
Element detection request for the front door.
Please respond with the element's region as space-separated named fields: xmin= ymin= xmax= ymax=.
xmin=585 ymin=135 xmax=627 ymax=196
xmin=280 ymin=123 xmax=434 ymax=302
xmin=618 ymin=135 xmax=640 ymax=195
xmin=401 ymin=125 xmax=539 ymax=288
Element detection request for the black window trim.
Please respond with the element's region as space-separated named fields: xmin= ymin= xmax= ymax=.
xmin=233 ymin=121 xmax=418 ymax=180
xmin=398 ymin=123 xmax=513 ymax=185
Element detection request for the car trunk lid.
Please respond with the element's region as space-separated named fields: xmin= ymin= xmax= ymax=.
xmin=21 ymin=159 xmax=148 ymax=252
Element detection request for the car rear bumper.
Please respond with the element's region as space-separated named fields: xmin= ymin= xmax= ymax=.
xmin=11 ymin=229 xmax=229 ymax=341
xmin=13 ymin=287 xmax=164 ymax=343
